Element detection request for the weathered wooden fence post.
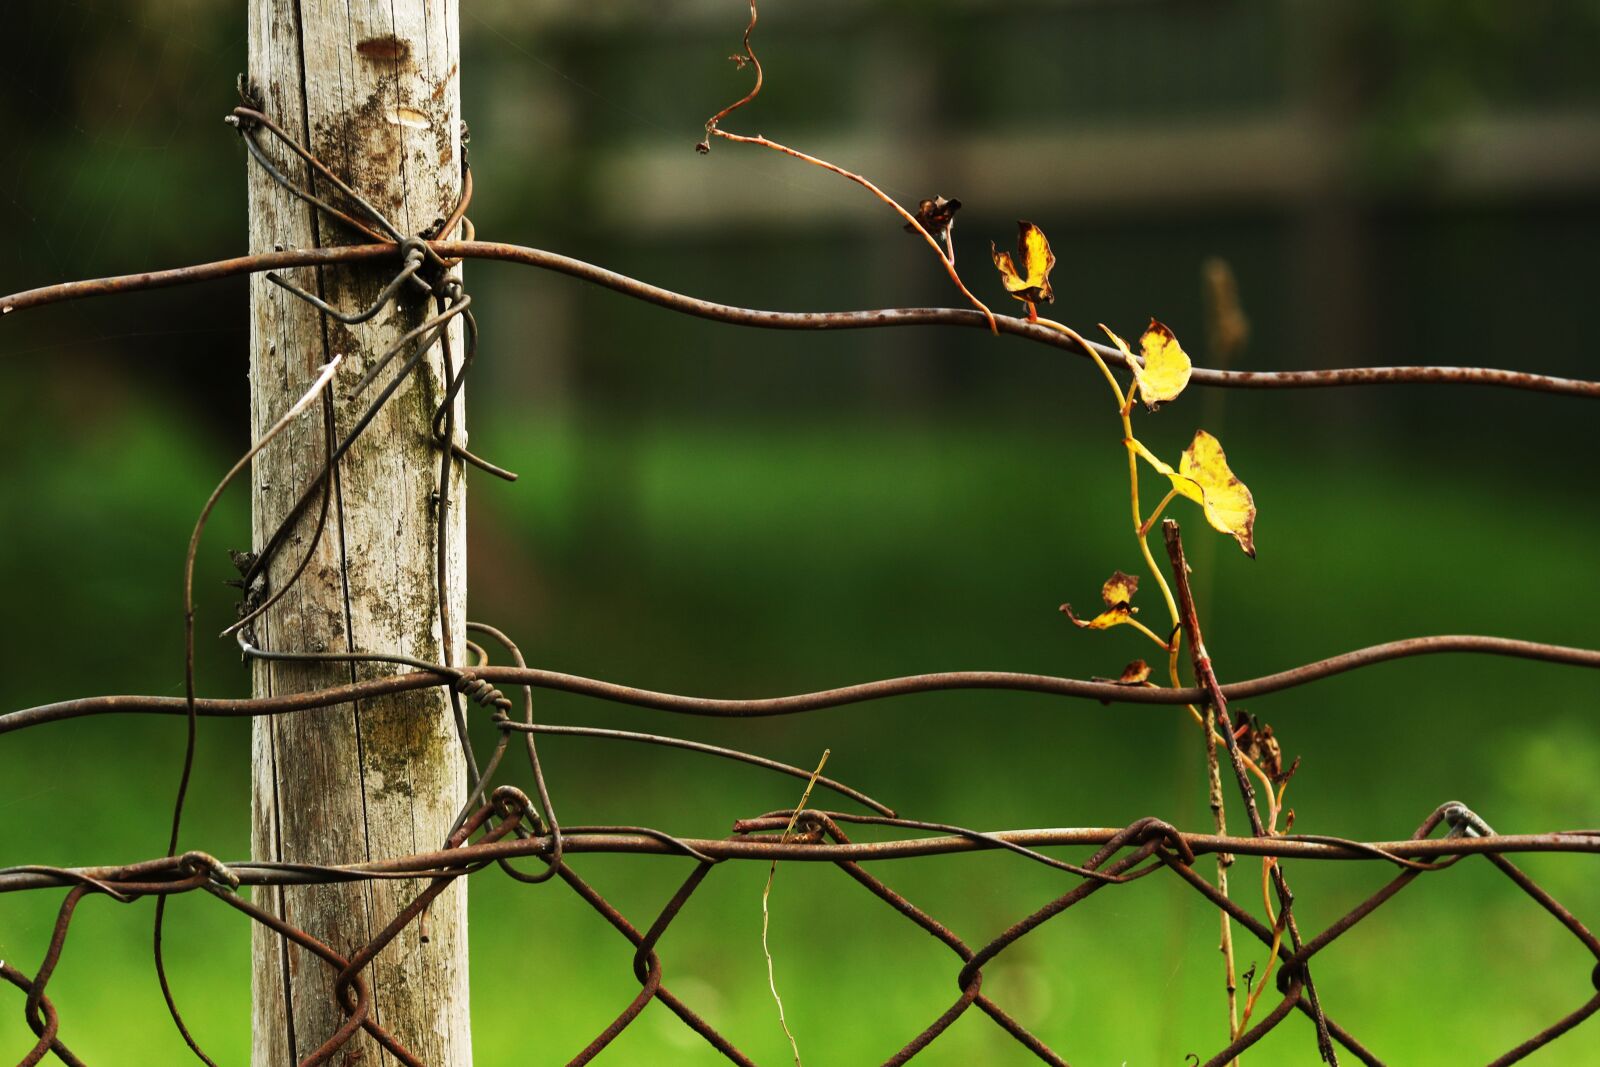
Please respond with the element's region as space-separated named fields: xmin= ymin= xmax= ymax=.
xmin=245 ymin=1 xmax=469 ymax=1062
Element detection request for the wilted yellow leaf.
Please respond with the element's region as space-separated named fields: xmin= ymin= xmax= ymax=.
xmin=1061 ymin=569 xmax=1140 ymax=630
xmin=1101 ymin=570 xmax=1138 ymax=606
xmin=906 ymin=195 xmax=962 ymax=250
xmin=991 ymin=221 xmax=1055 ymax=312
xmin=1128 ymin=431 xmax=1257 ymax=557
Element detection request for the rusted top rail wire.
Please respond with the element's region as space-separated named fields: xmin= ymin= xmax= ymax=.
xmin=4 ymin=800 xmax=1597 ymax=1067
xmin=7 ymin=633 xmax=1595 ymax=735
xmin=6 ymin=824 xmax=1600 ymax=895
xmin=4 ymin=240 xmax=1598 ymax=397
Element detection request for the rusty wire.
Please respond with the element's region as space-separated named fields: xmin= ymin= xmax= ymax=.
xmin=7 ymin=240 xmax=1599 ymax=398
xmin=2 ymin=91 xmax=1600 ymax=1067
xmin=7 ymin=632 xmax=1595 ymax=736
xmin=5 ymin=565 xmax=1597 ymax=1067
xmin=3 ymin=796 xmax=1599 ymax=1066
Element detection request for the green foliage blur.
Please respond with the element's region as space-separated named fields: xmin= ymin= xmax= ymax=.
xmin=2 ymin=1 xmax=1599 ymax=1063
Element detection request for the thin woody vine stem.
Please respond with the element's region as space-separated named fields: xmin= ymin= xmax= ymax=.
xmin=1166 ymin=520 xmax=1336 ymax=1064
xmin=698 ymin=0 xmax=999 ymax=333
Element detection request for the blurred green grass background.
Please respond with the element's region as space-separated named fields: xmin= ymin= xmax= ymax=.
xmin=3 ymin=1 xmax=1600 ymax=1063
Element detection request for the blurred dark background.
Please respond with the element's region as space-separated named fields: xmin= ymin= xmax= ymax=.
xmin=3 ymin=1 xmax=1599 ymax=1063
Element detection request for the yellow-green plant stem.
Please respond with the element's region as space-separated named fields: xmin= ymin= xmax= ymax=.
xmin=1036 ymin=317 xmax=1181 ymax=624
xmin=1125 ymin=616 xmax=1173 ymax=652
xmin=1038 ymin=314 xmax=1253 ymax=1055
xmin=1036 ymin=314 xmax=1280 ymax=797
xmin=1139 ymin=488 xmax=1180 ymax=538
xmin=763 ymin=749 xmax=830 ymax=1067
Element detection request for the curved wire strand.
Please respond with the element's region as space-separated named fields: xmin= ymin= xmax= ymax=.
xmin=6 ymin=241 xmax=1597 ymax=398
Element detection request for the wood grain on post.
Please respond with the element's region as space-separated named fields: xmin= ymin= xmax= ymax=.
xmin=245 ymin=1 xmax=469 ymax=1063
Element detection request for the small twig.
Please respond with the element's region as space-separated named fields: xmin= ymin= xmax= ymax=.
xmin=1163 ymin=520 xmax=1337 ymax=1066
xmin=762 ymin=748 xmax=829 ymax=1067
xmin=1206 ymin=704 xmax=1240 ymax=1055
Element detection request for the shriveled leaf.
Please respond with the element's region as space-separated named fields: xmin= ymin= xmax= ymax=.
xmin=1236 ymin=712 xmax=1285 ymax=781
xmin=1128 ymin=432 xmax=1257 ymax=557
xmin=906 ymin=195 xmax=962 ymax=248
xmin=1091 ymin=659 xmax=1155 ymax=692
xmin=1101 ymin=569 xmax=1138 ymax=607
xmin=991 ymin=220 xmax=1055 ymax=308
xmin=1117 ymin=659 xmax=1152 ymax=685
xmin=1132 ymin=320 xmax=1191 ymax=409
xmin=1061 ymin=602 xmax=1132 ymax=630
xmin=1061 ymin=569 xmax=1140 ymax=630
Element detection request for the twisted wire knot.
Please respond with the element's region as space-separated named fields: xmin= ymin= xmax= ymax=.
xmin=453 ymin=671 xmax=512 ymax=714
xmin=396 ymin=235 xmax=437 ymax=297
xmin=178 ymin=850 xmax=241 ymax=889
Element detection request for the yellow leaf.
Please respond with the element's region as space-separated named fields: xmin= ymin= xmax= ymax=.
xmin=1062 ymin=603 xmax=1130 ymax=630
xmin=1128 ymin=432 xmax=1257 ymax=557
xmin=1100 ymin=321 xmax=1191 ymax=410
xmin=1134 ymin=320 xmax=1191 ymax=409
xmin=1061 ymin=569 xmax=1140 ymax=630
xmin=991 ymin=221 xmax=1055 ymax=309
xmin=1179 ymin=430 xmax=1256 ymax=558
